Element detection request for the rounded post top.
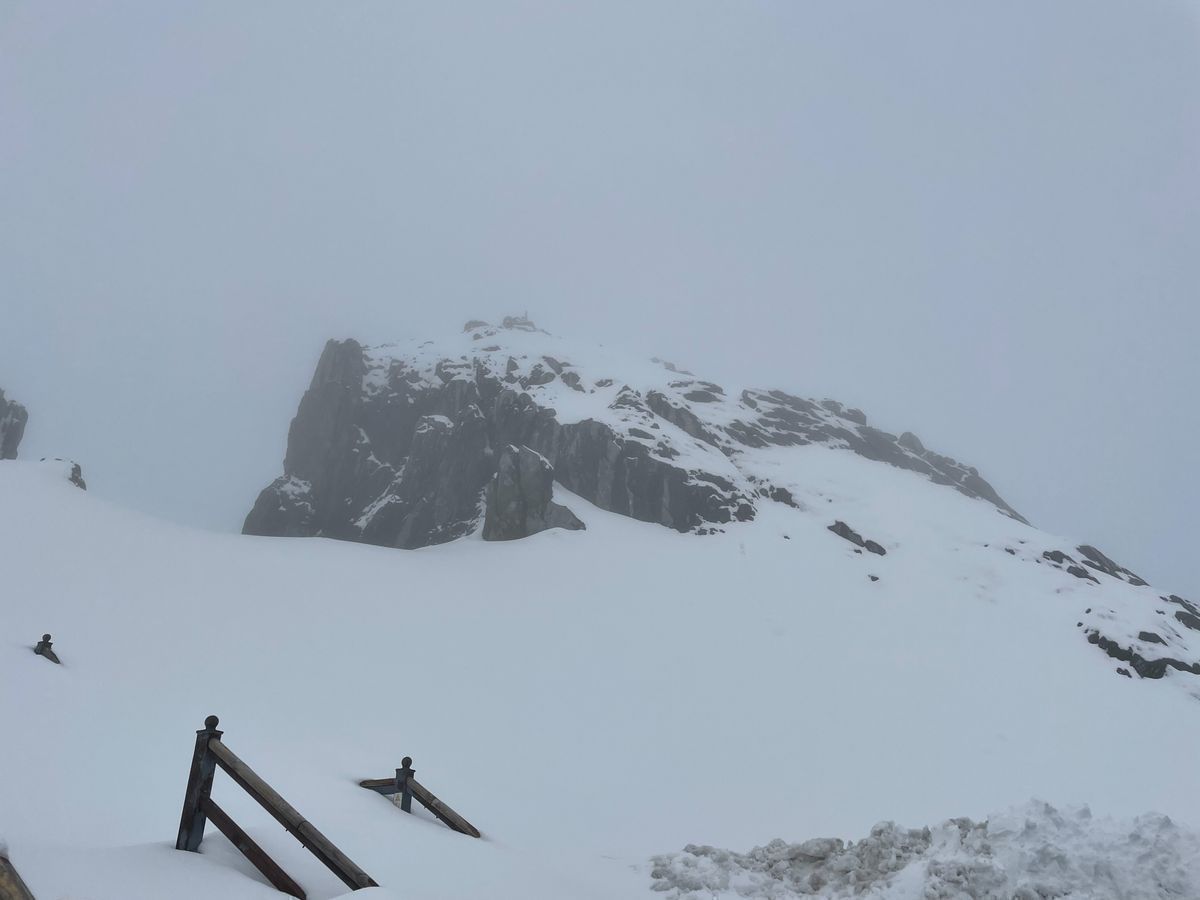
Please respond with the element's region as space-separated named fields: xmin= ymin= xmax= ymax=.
xmin=204 ymin=715 xmax=220 ymax=731
xmin=401 ymin=756 xmax=412 ymax=768
xmin=41 ymin=633 xmax=51 ymax=642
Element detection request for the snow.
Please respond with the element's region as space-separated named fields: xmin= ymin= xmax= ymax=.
xmin=650 ymin=801 xmax=1200 ymax=899
xmin=3 ymin=447 xmax=1200 ymax=899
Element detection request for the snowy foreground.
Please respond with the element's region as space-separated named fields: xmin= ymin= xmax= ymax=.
xmin=3 ymin=454 xmax=1200 ymax=898
xmin=651 ymin=801 xmax=1200 ymax=899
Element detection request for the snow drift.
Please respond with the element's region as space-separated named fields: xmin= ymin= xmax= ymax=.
xmin=651 ymin=801 xmax=1200 ymax=899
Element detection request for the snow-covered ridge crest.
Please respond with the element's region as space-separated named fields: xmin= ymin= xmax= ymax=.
xmin=350 ymin=314 xmax=1025 ymax=529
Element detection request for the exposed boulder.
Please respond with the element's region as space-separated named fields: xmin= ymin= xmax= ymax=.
xmin=0 ymin=389 xmax=28 ymax=460
xmin=483 ymin=445 xmax=585 ymax=541
xmin=243 ymin=476 xmax=315 ymax=537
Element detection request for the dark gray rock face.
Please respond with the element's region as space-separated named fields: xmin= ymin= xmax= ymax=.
xmin=245 ymin=334 xmax=754 ymax=547
xmin=482 ymin=445 xmax=585 ymax=541
xmin=245 ymin=319 xmax=1024 ymax=550
xmin=0 ymin=389 xmax=28 ymax=460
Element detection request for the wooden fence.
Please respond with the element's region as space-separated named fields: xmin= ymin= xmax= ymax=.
xmin=176 ymin=716 xmax=376 ymax=898
xmin=359 ymin=756 xmax=481 ymax=838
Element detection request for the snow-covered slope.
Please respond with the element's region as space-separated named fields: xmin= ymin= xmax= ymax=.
xmin=244 ymin=317 xmax=1199 ymax=686
xmin=3 ymin=439 xmax=1200 ymax=898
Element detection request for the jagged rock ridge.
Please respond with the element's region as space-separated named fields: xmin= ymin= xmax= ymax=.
xmin=0 ymin=389 xmax=28 ymax=460
xmin=245 ymin=317 xmax=1024 ymax=549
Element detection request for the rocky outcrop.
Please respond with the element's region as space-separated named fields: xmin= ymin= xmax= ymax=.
xmin=1085 ymin=628 xmax=1200 ymax=679
xmin=245 ymin=318 xmax=1024 ymax=550
xmin=0 ymin=389 xmax=28 ymax=460
xmin=38 ymin=457 xmax=86 ymax=490
xmin=1076 ymin=544 xmax=1148 ymax=586
xmin=245 ymin=332 xmax=753 ymax=548
xmin=482 ymin=445 xmax=585 ymax=541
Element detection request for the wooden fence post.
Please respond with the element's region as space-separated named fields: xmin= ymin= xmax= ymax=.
xmin=176 ymin=715 xmax=222 ymax=852
xmin=396 ymin=757 xmax=414 ymax=814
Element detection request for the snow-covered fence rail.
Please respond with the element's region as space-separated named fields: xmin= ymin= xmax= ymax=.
xmin=0 ymin=850 xmax=36 ymax=900
xmin=359 ymin=757 xmax=481 ymax=838
xmin=176 ymin=715 xmax=377 ymax=898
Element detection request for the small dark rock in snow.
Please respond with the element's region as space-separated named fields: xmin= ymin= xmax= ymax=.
xmin=33 ymin=634 xmax=60 ymax=664
xmin=828 ymin=521 xmax=887 ymax=556
xmin=1138 ymin=631 xmax=1166 ymax=645
xmin=39 ymin=458 xmax=87 ymax=490
xmin=827 ymin=520 xmax=866 ymax=548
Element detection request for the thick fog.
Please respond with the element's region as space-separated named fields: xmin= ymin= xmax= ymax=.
xmin=2 ymin=2 xmax=1197 ymax=596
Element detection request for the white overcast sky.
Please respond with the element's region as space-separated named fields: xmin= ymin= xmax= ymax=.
xmin=2 ymin=1 xmax=1197 ymax=597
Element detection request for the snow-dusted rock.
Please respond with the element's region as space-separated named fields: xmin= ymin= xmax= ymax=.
xmin=38 ymin=457 xmax=86 ymax=490
xmin=244 ymin=318 xmax=1021 ymax=549
xmin=0 ymin=389 xmax=28 ymax=460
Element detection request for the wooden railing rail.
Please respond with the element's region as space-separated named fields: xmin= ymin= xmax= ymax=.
xmin=359 ymin=756 xmax=481 ymax=838
xmin=176 ymin=715 xmax=377 ymax=898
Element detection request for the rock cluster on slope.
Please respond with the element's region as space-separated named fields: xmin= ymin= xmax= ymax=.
xmin=245 ymin=318 xmax=1024 ymax=549
xmin=0 ymin=390 xmax=28 ymax=460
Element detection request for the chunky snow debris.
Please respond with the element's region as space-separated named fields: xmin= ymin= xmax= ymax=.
xmin=649 ymin=801 xmax=1200 ymax=899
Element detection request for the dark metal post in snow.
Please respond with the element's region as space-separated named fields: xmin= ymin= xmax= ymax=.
xmin=396 ymin=757 xmax=414 ymax=814
xmin=176 ymin=715 xmax=222 ymax=852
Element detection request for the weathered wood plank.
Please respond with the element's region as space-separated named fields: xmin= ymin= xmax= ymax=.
xmin=357 ymin=778 xmax=397 ymax=793
xmin=201 ymin=797 xmax=306 ymax=899
xmin=410 ymin=779 xmax=481 ymax=838
xmin=359 ymin=773 xmax=481 ymax=838
xmin=209 ymin=739 xmax=377 ymax=890
xmin=0 ymin=853 xmax=36 ymax=900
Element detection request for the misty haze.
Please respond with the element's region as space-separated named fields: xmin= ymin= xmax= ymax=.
xmin=2 ymin=3 xmax=1199 ymax=899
